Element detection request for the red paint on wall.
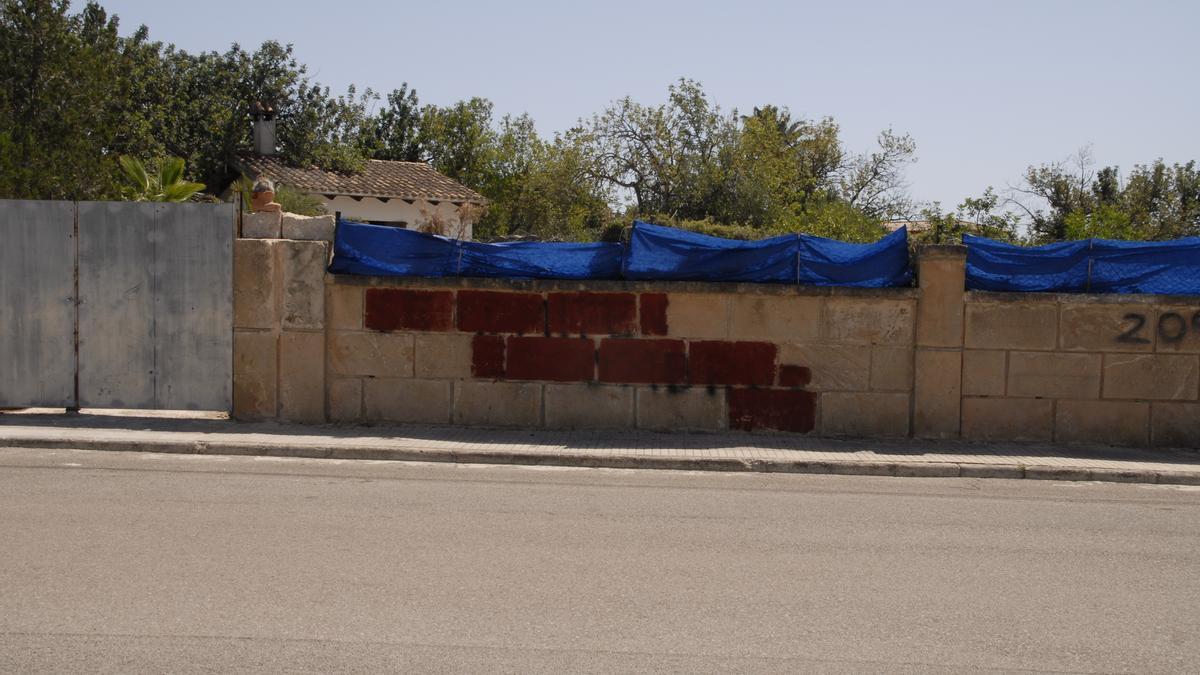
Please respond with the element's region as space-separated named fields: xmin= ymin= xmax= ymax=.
xmin=505 ymin=336 xmax=595 ymax=381
xmin=687 ymin=341 xmax=777 ymax=386
xmin=639 ymin=293 xmax=669 ymax=336
xmin=547 ymin=292 xmax=637 ymax=335
xmin=364 ymin=288 xmax=454 ymax=332
xmin=471 ymin=335 xmax=506 ymax=378
xmin=728 ymin=389 xmax=817 ymax=433
xmin=778 ymin=364 xmax=812 ymax=387
xmin=457 ymin=290 xmax=544 ymax=334
xmin=598 ymin=338 xmax=687 ymax=384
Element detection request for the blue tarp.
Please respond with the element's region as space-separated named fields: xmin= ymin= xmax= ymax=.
xmin=797 ymin=226 xmax=911 ymax=287
xmin=328 ymin=220 xmax=622 ymax=279
xmin=328 ymin=220 xmax=457 ymax=277
xmin=965 ymin=234 xmax=1200 ymax=295
xmin=457 ymin=240 xmax=623 ymax=279
xmin=329 ymin=218 xmax=912 ymax=287
xmin=622 ymin=220 xmax=800 ymax=283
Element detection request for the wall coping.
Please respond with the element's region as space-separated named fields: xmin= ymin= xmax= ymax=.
xmin=966 ymin=289 xmax=1200 ymax=305
xmin=918 ymin=244 xmax=967 ymax=259
xmin=325 ymin=273 xmax=919 ymax=299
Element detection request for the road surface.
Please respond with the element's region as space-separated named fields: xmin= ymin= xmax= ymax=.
xmin=1 ymin=447 xmax=1197 ymax=672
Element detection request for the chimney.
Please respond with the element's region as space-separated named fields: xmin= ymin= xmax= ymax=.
xmin=251 ymin=101 xmax=277 ymax=156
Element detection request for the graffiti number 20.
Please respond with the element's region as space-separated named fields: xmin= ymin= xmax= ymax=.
xmin=1116 ymin=311 xmax=1200 ymax=344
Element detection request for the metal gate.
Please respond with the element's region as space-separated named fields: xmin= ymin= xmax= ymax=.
xmin=1 ymin=200 xmax=234 ymax=411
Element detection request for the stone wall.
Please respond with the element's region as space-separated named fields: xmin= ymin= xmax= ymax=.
xmin=232 ymin=236 xmax=1200 ymax=448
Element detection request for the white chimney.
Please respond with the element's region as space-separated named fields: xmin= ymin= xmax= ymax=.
xmin=251 ymin=101 xmax=277 ymax=156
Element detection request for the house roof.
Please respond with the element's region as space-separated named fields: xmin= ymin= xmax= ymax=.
xmin=235 ymin=154 xmax=487 ymax=204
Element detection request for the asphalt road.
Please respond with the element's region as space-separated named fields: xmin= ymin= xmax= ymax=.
xmin=1 ymin=448 xmax=1198 ymax=673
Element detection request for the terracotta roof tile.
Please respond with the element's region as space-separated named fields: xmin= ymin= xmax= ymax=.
xmin=236 ymin=154 xmax=487 ymax=203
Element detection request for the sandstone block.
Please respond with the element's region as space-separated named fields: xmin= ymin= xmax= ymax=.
xmin=453 ymin=381 xmax=542 ymax=427
xmin=544 ymin=384 xmax=634 ymax=429
xmin=281 ymin=213 xmax=335 ymax=241
xmin=326 ymin=283 xmax=363 ymax=330
xmin=456 ymin=290 xmax=543 ymax=334
xmin=414 ymin=333 xmax=474 ymax=379
xmin=728 ymin=388 xmax=817 ymax=433
xmin=687 ymin=340 xmax=777 ymax=386
xmin=728 ymin=294 xmax=822 ymax=342
xmin=965 ymin=302 xmax=1057 ymax=350
xmin=1056 ymin=399 xmax=1149 ymax=446
xmin=1154 ymin=307 xmax=1200 ymax=354
xmin=241 ymin=210 xmax=281 ymax=238
xmin=328 ymin=377 xmax=363 ymax=422
xmin=639 ymin=293 xmax=669 ymax=335
xmin=279 ymin=240 xmax=328 ymax=330
xmin=779 ymin=343 xmax=869 ymax=391
xmin=823 ymin=297 xmax=914 ymax=345
xmin=598 ymin=338 xmax=687 ymax=384
xmin=961 ymin=397 xmax=1053 ymax=442
xmin=471 ymin=335 xmax=505 ymax=378
xmin=870 ymin=346 xmax=913 ymax=392
xmin=506 ymin=336 xmax=595 ymax=382
xmin=233 ymin=330 xmax=276 ymax=420
xmin=1060 ymin=303 xmax=1156 ymax=352
xmin=1151 ymin=403 xmax=1200 ymax=448
xmin=1007 ymin=351 xmax=1100 ymax=399
xmin=547 ymin=292 xmax=637 ymax=336
xmin=962 ymin=349 xmax=1006 ymax=397
xmin=327 ymin=331 xmax=414 ymax=377
xmin=278 ymin=331 xmax=325 ymax=423
xmin=821 ymin=392 xmax=910 ymax=437
xmin=365 ymin=288 xmax=454 ymax=332
xmin=364 ymin=378 xmax=451 ymax=424
xmin=1102 ymin=353 xmax=1199 ymax=401
xmin=916 ymin=252 xmax=966 ymax=348
xmin=233 ymin=239 xmax=276 ymax=329
xmin=666 ymin=293 xmax=730 ymax=339
xmin=913 ymin=349 xmax=961 ymax=439
xmin=636 ymin=386 xmax=726 ymax=431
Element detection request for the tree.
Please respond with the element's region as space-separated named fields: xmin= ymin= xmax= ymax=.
xmin=367 ymin=84 xmax=422 ymax=161
xmin=0 ymin=0 xmax=128 ymax=199
xmin=1003 ymin=149 xmax=1200 ymax=242
xmin=118 ymin=155 xmax=205 ymax=201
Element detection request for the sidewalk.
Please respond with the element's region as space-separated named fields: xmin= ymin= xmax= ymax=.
xmin=2 ymin=409 xmax=1198 ymax=485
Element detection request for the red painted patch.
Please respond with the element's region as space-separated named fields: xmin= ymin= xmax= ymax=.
xmin=364 ymin=288 xmax=454 ymax=332
xmin=506 ymin=337 xmax=595 ymax=381
xmin=456 ymin=290 xmax=544 ymax=334
xmin=598 ymin=338 xmax=687 ymax=384
xmin=639 ymin=293 xmax=669 ymax=336
xmin=728 ymin=389 xmax=817 ymax=433
xmin=687 ymin=341 xmax=777 ymax=386
xmin=778 ymin=364 xmax=812 ymax=387
xmin=471 ymin=335 xmax=505 ymax=378
xmin=547 ymin=292 xmax=637 ymax=336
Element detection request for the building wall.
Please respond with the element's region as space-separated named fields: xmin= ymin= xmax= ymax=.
xmin=232 ymin=237 xmax=1200 ymax=448
xmin=317 ymin=195 xmax=475 ymax=240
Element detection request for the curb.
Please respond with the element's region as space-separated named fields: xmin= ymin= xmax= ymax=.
xmin=4 ymin=435 xmax=1200 ymax=486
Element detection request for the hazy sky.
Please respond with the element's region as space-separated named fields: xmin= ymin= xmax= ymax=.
xmin=95 ymin=0 xmax=1198 ymax=210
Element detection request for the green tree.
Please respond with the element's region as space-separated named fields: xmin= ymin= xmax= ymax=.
xmin=118 ymin=155 xmax=205 ymax=201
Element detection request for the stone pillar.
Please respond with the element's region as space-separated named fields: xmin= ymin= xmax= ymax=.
xmin=232 ymin=237 xmax=329 ymax=423
xmin=913 ymin=245 xmax=967 ymax=438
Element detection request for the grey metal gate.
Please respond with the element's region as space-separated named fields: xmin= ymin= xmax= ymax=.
xmin=1 ymin=200 xmax=234 ymax=410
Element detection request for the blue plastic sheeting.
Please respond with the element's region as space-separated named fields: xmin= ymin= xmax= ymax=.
xmin=622 ymin=220 xmax=800 ymax=283
xmin=328 ymin=220 xmax=623 ymax=279
xmin=456 ymin=239 xmax=623 ymax=279
xmin=966 ymin=234 xmax=1200 ymax=294
xmin=797 ymin=227 xmax=911 ymax=287
xmin=328 ymin=220 xmax=457 ymax=277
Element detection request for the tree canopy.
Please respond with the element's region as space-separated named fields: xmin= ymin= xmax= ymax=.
xmin=2 ymin=0 xmax=1195 ymax=245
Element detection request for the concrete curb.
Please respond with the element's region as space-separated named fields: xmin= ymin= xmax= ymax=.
xmin=4 ymin=434 xmax=1200 ymax=486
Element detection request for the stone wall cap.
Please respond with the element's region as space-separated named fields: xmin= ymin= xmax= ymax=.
xmin=325 ymin=273 xmax=918 ymax=299
xmin=966 ymin=289 xmax=1200 ymax=304
xmin=918 ymin=244 xmax=967 ymax=259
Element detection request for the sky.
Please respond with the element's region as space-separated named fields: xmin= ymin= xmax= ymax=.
xmin=94 ymin=0 xmax=1199 ymax=211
